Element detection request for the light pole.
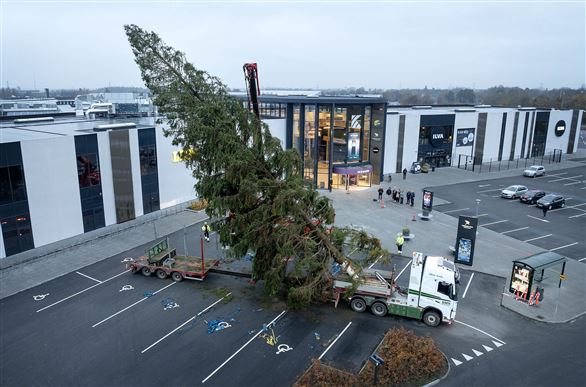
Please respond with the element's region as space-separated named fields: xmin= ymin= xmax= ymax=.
xmin=475 ymin=198 xmax=481 ymax=217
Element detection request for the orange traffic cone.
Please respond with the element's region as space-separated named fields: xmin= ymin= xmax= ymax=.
xmin=529 ymin=291 xmax=535 ymax=305
xmin=515 ymin=288 xmax=519 ymax=300
xmin=381 ymin=198 xmax=385 ymax=208
xmin=412 ymin=214 xmax=417 ymax=221
xmin=534 ymin=291 xmax=540 ymax=306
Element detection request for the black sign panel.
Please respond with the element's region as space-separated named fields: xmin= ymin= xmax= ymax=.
xmin=456 ymin=128 xmax=475 ymax=147
xmin=422 ymin=190 xmax=434 ymax=212
xmin=455 ymin=215 xmax=478 ymax=266
xmin=429 ymin=127 xmax=445 ymax=147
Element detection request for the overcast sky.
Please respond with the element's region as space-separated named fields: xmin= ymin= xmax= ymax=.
xmin=1 ymin=1 xmax=584 ymax=91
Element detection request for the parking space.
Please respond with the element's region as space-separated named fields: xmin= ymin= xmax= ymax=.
xmin=431 ymin=166 xmax=586 ymax=261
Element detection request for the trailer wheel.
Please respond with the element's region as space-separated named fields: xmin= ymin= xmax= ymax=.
xmin=371 ymin=301 xmax=388 ymax=317
xmin=423 ymin=310 xmax=441 ymax=327
xmin=350 ymin=298 xmax=367 ymax=313
xmin=156 ymin=269 xmax=168 ymax=279
xmin=141 ymin=267 xmax=152 ymax=276
xmin=171 ymin=272 xmax=183 ymax=282
xmin=130 ymin=266 xmax=139 ymax=274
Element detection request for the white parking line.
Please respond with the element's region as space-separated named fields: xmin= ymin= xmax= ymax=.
xmin=546 ymin=172 xmax=568 ymax=177
xmin=579 ymin=258 xmax=586 ymax=262
xmin=569 ymin=213 xmax=586 ymax=218
xmin=455 ymin=320 xmax=506 ymax=345
xmin=443 ymin=208 xmax=470 ymax=214
xmin=141 ymin=293 xmax=232 ymax=354
xmin=527 ymin=215 xmax=550 ymax=223
xmin=76 ymin=271 xmax=102 ymax=283
xmin=491 ymin=194 xmax=501 ymax=198
xmin=92 ymin=282 xmax=176 ymax=328
xmin=395 ymin=261 xmax=411 ymax=280
xmin=524 ymin=234 xmax=552 ymax=242
xmin=549 ymin=242 xmax=579 ymax=252
xmin=478 ymin=184 xmax=491 ymax=188
xmin=477 ymin=214 xmax=489 ymax=217
xmin=202 ymin=310 xmax=287 ymax=383
xmin=548 ymin=175 xmax=583 ymax=183
xmin=550 ymin=203 xmax=586 ymax=213
xmin=319 ymin=321 xmax=353 ymax=360
xmin=367 ymin=255 xmax=383 ymax=269
xmin=477 ymin=188 xmax=502 ymax=193
xmin=564 ymin=181 xmax=583 ymax=186
xmin=501 ymin=226 xmax=529 ymax=234
xmin=462 ymin=273 xmax=475 ymax=299
xmin=482 ymin=220 xmax=508 ymax=227
xmin=36 ymin=270 xmax=130 ymax=313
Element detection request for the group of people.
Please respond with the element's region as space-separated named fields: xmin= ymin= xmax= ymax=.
xmin=378 ymin=186 xmax=415 ymax=206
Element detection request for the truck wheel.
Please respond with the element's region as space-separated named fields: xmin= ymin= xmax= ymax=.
xmin=350 ymin=298 xmax=366 ymax=313
xmin=423 ymin=310 xmax=441 ymax=327
xmin=130 ymin=266 xmax=139 ymax=274
xmin=371 ymin=301 xmax=388 ymax=317
xmin=171 ymin=272 xmax=183 ymax=282
xmin=156 ymin=269 xmax=168 ymax=279
xmin=141 ymin=267 xmax=152 ymax=276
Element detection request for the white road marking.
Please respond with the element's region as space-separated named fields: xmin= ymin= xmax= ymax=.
xmin=92 ymin=282 xmax=176 ymax=328
xmin=319 ymin=321 xmax=353 ymax=360
xmin=202 ymin=310 xmax=287 ymax=383
xmin=462 ymin=273 xmax=475 ymax=299
xmin=549 ymin=242 xmax=579 ymax=252
xmin=463 ymin=353 xmax=473 ymax=361
xmin=491 ymin=194 xmax=501 ymax=198
xmin=569 ymin=213 xmax=586 ymax=218
xmin=477 ymin=213 xmax=489 ymax=217
xmin=564 ymin=181 xmax=583 ymax=186
xmin=524 ymin=234 xmax=552 ymax=242
xmin=501 ymin=226 xmax=529 ymax=234
xmin=36 ymin=270 xmax=130 ymax=313
xmin=442 ymin=208 xmax=469 ymax=214
xmin=367 ymin=254 xmax=383 ymax=269
xmin=578 ymin=258 xmax=586 ymax=262
xmin=546 ymin=172 xmax=568 ymax=177
xmin=483 ymin=345 xmax=493 ymax=352
xmin=476 ymin=188 xmax=502 ymax=193
xmin=548 ymin=175 xmax=583 ymax=183
xmin=472 ymin=349 xmax=484 ymax=356
xmin=395 ymin=261 xmax=411 ymax=280
xmin=455 ymin=320 xmax=506 ymax=345
xmin=551 ymin=203 xmax=586 ymax=213
xmin=76 ymin=271 xmax=102 ymax=283
xmin=452 ymin=358 xmax=463 ymax=366
xmin=581 ymin=187 xmax=586 ymax=190
xmin=481 ymin=220 xmax=508 ymax=227
xmin=527 ymin=215 xmax=550 ymax=223
xmin=141 ymin=293 xmax=232 ymax=353
xmin=493 ymin=340 xmax=504 ymax=348
xmin=478 ymin=184 xmax=491 ymax=188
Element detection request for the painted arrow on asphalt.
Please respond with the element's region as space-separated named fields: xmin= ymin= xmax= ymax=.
xmin=472 ymin=349 xmax=484 ymax=356
xmin=452 ymin=358 xmax=463 ymax=366
xmin=483 ymin=345 xmax=494 ymax=352
xmin=463 ymin=353 xmax=473 ymax=361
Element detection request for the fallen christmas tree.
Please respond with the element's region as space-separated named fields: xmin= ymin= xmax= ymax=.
xmin=125 ymin=25 xmax=390 ymax=307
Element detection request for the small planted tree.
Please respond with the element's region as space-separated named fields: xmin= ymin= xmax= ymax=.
xmin=125 ymin=25 xmax=389 ymax=306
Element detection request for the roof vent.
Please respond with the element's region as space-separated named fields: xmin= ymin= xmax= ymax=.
xmin=93 ymin=123 xmax=137 ymax=131
xmin=14 ymin=117 xmax=54 ymax=123
xmin=412 ymin=105 xmax=432 ymax=110
xmin=455 ymin=108 xmax=476 ymax=112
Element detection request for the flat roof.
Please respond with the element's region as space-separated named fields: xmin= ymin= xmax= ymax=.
xmin=234 ymin=94 xmax=387 ymax=104
xmin=0 ymin=116 xmax=156 ymax=143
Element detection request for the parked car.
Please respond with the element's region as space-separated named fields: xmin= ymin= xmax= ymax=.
xmin=501 ymin=185 xmax=528 ymax=199
xmin=523 ymin=165 xmax=545 ymax=177
xmin=536 ymin=194 xmax=565 ymax=210
xmin=520 ymin=190 xmax=547 ymax=204
xmin=410 ymin=162 xmax=421 ymax=174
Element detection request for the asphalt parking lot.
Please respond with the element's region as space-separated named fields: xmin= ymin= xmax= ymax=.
xmin=430 ymin=166 xmax=586 ymax=261
xmin=1 ymin=225 xmax=528 ymax=387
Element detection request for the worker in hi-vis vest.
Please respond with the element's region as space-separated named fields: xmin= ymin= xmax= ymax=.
xmin=202 ymin=222 xmax=211 ymax=242
xmin=395 ymin=234 xmax=404 ymax=254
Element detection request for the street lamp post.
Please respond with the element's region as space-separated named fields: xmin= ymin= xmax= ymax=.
xmin=475 ymin=198 xmax=481 ymax=217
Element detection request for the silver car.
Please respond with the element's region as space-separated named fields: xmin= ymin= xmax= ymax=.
xmin=523 ymin=165 xmax=545 ymax=177
xmin=501 ymin=185 xmax=528 ymax=199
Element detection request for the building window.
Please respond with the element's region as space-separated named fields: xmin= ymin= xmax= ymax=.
xmin=74 ymin=135 xmax=105 ymax=232
xmin=362 ymin=106 xmax=371 ymax=162
xmin=303 ymin=105 xmax=316 ymax=184
xmin=333 ymin=107 xmax=347 ymax=164
xmin=138 ymin=128 xmax=160 ymax=214
xmin=292 ymin=104 xmax=302 ymax=156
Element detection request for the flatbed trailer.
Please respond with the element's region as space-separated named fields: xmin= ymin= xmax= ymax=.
xmin=126 ymin=238 xmax=218 ymax=281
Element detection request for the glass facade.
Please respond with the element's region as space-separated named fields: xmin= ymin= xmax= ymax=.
xmin=303 ymin=105 xmax=316 ymax=184
xmin=317 ymin=105 xmax=331 ymax=189
xmin=75 ymin=134 xmax=105 ymax=233
xmin=138 ymin=128 xmax=160 ymax=214
xmin=110 ymin=130 xmax=136 ymax=223
xmin=0 ymin=142 xmax=34 ymax=256
xmin=417 ymin=115 xmax=455 ymax=168
xmin=292 ymin=104 xmax=302 ymax=156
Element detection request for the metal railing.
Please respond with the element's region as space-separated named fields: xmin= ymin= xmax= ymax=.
xmin=456 ymin=149 xmax=563 ymax=174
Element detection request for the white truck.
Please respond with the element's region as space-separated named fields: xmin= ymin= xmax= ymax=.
xmin=333 ymin=252 xmax=458 ymax=327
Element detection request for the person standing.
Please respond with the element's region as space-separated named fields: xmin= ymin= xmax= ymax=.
xmin=386 ymin=187 xmax=392 ymax=198
xmin=410 ymin=191 xmax=415 ymax=206
xmin=396 ymin=234 xmax=405 ymax=254
xmin=403 ymin=168 xmax=407 ymax=180
xmin=542 ymin=205 xmax=548 ymax=218
xmin=378 ymin=186 xmax=384 ymax=201
xmin=202 ymin=222 xmax=211 ymax=242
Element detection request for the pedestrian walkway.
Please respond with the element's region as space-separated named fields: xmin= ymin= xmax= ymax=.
xmin=322 ymin=151 xmax=586 ymax=323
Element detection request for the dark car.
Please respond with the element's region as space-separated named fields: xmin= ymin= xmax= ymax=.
xmin=520 ymin=190 xmax=546 ymax=204
xmin=536 ymin=194 xmax=565 ymax=210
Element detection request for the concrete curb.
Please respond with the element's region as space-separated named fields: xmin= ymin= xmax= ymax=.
xmin=500 ymin=292 xmax=586 ymax=324
xmin=422 ymin=350 xmax=451 ymax=387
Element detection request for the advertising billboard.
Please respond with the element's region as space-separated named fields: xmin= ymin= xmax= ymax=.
xmin=422 ymin=190 xmax=434 ymax=212
xmin=348 ymin=132 xmax=360 ymax=160
xmin=455 ymin=215 xmax=478 ymax=266
xmin=456 ymin=128 xmax=475 ymax=147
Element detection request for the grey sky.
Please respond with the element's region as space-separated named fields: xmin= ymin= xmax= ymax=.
xmin=2 ymin=1 xmax=584 ymax=90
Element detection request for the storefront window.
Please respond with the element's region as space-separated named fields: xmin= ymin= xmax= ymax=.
xmin=333 ymin=107 xmax=347 ymax=163
xmin=317 ymin=105 xmax=331 ymax=189
xmin=303 ymin=105 xmax=316 ymax=184
xmin=362 ymin=106 xmax=371 ymax=162
xmin=292 ymin=104 xmax=302 ymax=156
xmin=348 ymin=105 xmax=363 ymax=162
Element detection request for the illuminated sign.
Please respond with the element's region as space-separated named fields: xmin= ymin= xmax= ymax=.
xmin=554 ymin=120 xmax=566 ymax=137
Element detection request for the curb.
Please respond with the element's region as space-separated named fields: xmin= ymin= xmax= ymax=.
xmin=423 ymin=350 xmax=451 ymax=387
xmin=500 ymin=291 xmax=586 ymax=324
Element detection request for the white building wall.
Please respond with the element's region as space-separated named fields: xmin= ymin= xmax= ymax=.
xmin=500 ymin=110 xmax=515 ymax=160
xmin=453 ymin=112 xmax=478 ymax=164
xmin=156 ymin=124 xmax=197 ymax=208
xmin=546 ymin=110 xmax=575 ymax=153
xmin=514 ymin=112 xmax=529 ymax=159
xmin=128 ymin=129 xmax=144 ymax=217
xmin=383 ymin=114 xmax=400 ymax=175
xmin=402 ymin=113 xmax=420 ymax=170
xmin=482 ymin=112 xmax=505 ymax=161
xmin=575 ymin=110 xmax=585 ymax=153
xmin=264 ymin=118 xmax=287 ymax=148
xmin=21 ymin=137 xmax=84 ymax=248
xmin=0 ymin=222 xmax=5 ymax=258
xmin=96 ymin=132 xmax=116 ymax=226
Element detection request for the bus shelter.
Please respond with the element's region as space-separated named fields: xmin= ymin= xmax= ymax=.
xmin=509 ymin=251 xmax=567 ymax=299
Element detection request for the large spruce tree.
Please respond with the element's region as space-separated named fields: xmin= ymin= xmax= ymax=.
xmin=125 ymin=24 xmax=389 ymax=306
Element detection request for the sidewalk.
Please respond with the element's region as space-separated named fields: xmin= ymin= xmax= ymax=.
xmin=321 ymin=152 xmax=586 ymax=323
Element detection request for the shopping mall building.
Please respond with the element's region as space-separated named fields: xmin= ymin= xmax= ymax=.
xmin=0 ymin=97 xmax=583 ymax=258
